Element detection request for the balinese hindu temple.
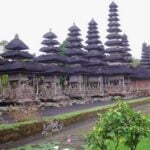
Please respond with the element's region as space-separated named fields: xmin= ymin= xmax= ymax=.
xmin=0 ymin=2 xmax=150 ymax=106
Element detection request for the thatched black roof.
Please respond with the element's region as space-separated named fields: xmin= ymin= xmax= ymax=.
xmin=108 ymin=17 xmax=119 ymax=22
xmin=87 ymin=29 xmax=99 ymax=34
xmin=65 ymin=43 xmax=83 ymax=49
xmin=105 ymin=2 xmax=125 ymax=65
xmin=68 ymin=32 xmax=81 ymax=37
xmin=67 ymin=66 xmax=91 ymax=75
xmin=1 ymin=50 xmax=34 ymax=59
xmin=85 ymin=19 xmax=107 ymax=67
xmin=5 ymin=34 xmax=29 ymax=51
xmin=88 ymin=19 xmax=97 ymax=25
xmin=131 ymin=66 xmax=150 ymax=79
xmin=107 ymin=28 xmax=122 ymax=33
xmin=108 ymin=12 xmax=119 ymax=17
xmin=84 ymin=59 xmax=107 ymax=67
xmin=108 ymin=22 xmax=120 ymax=27
xmin=36 ymin=29 xmax=64 ymax=66
xmin=39 ymin=47 xmax=59 ymax=53
xmin=0 ymin=58 xmax=9 ymax=65
xmin=68 ymin=56 xmax=88 ymax=64
xmin=120 ymin=34 xmax=132 ymax=63
xmin=106 ymin=33 xmax=122 ymax=39
xmin=43 ymin=29 xmax=57 ymax=39
xmin=85 ymin=50 xmax=105 ymax=58
xmin=109 ymin=8 xmax=118 ymax=12
xmin=105 ymin=47 xmax=124 ymax=53
xmin=41 ymin=65 xmax=68 ymax=75
xmin=86 ymin=39 xmax=101 ymax=45
xmin=40 ymin=29 xmax=60 ymax=55
xmin=141 ymin=43 xmax=150 ymax=64
xmin=68 ymin=23 xmax=80 ymax=32
xmin=87 ymin=34 xmax=100 ymax=39
xmin=0 ymin=61 xmax=46 ymax=74
xmin=66 ymin=37 xmax=83 ymax=42
xmin=41 ymin=39 xmax=59 ymax=46
xmin=84 ymin=44 xmax=103 ymax=51
xmin=65 ymin=24 xmax=85 ymax=58
xmin=121 ymin=34 xmax=130 ymax=47
xmin=91 ymin=67 xmax=109 ymax=76
xmin=33 ymin=54 xmax=67 ymax=63
xmin=65 ymin=24 xmax=88 ymax=66
xmin=122 ymin=52 xmax=132 ymax=57
xmin=105 ymin=55 xmax=125 ymax=62
xmin=109 ymin=2 xmax=118 ymax=8
xmin=64 ymin=49 xmax=87 ymax=56
xmin=105 ymin=40 xmax=122 ymax=46
xmin=104 ymin=65 xmax=132 ymax=75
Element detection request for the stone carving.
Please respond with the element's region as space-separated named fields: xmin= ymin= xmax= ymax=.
xmin=42 ymin=120 xmax=63 ymax=136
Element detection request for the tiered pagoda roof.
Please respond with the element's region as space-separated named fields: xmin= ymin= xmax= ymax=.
xmin=0 ymin=35 xmax=44 ymax=74
xmin=104 ymin=2 xmax=134 ymax=76
xmin=34 ymin=29 xmax=68 ymax=75
xmin=131 ymin=66 xmax=150 ymax=79
xmin=140 ymin=42 xmax=150 ymax=69
xmin=121 ymin=34 xmax=132 ymax=64
xmin=84 ymin=19 xmax=107 ymax=71
xmin=64 ymin=23 xmax=89 ymax=74
xmin=104 ymin=65 xmax=132 ymax=76
xmin=34 ymin=29 xmax=66 ymax=64
xmin=105 ymin=2 xmax=125 ymax=64
xmin=1 ymin=34 xmax=33 ymax=60
xmin=0 ymin=61 xmax=45 ymax=74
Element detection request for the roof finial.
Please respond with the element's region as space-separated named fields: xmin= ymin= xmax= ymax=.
xmin=49 ymin=28 xmax=52 ymax=32
xmin=73 ymin=22 xmax=76 ymax=26
xmin=15 ymin=34 xmax=19 ymax=39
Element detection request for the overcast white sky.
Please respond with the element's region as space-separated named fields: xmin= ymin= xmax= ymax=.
xmin=0 ymin=0 xmax=150 ymax=58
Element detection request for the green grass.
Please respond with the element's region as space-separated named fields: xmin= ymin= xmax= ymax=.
xmin=0 ymin=120 xmax=39 ymax=131
xmin=136 ymin=138 xmax=150 ymax=150
xmin=106 ymin=137 xmax=150 ymax=150
xmin=0 ymin=97 xmax=150 ymax=131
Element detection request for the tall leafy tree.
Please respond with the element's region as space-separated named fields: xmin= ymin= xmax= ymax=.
xmin=59 ymin=40 xmax=68 ymax=55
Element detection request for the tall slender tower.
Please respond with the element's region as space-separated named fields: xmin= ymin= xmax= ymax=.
xmin=64 ymin=23 xmax=88 ymax=73
xmin=105 ymin=2 xmax=125 ymax=65
xmin=121 ymin=34 xmax=132 ymax=64
xmin=140 ymin=42 xmax=150 ymax=69
xmin=85 ymin=19 xmax=107 ymax=69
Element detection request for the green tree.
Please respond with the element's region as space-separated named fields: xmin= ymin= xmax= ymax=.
xmin=86 ymin=100 xmax=150 ymax=150
xmin=0 ymin=40 xmax=8 ymax=54
xmin=0 ymin=40 xmax=8 ymax=46
xmin=131 ymin=58 xmax=140 ymax=67
xmin=59 ymin=40 xmax=68 ymax=55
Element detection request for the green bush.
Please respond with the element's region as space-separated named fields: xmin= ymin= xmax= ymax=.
xmin=86 ymin=100 xmax=150 ymax=150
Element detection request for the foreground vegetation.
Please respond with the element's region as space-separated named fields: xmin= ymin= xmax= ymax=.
xmin=86 ymin=100 xmax=150 ymax=150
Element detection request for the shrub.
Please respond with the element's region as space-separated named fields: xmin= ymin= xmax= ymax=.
xmin=86 ymin=100 xmax=150 ymax=150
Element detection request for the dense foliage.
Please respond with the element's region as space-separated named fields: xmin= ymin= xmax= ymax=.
xmin=131 ymin=58 xmax=140 ymax=67
xmin=59 ymin=40 xmax=68 ymax=55
xmin=86 ymin=100 xmax=150 ymax=150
